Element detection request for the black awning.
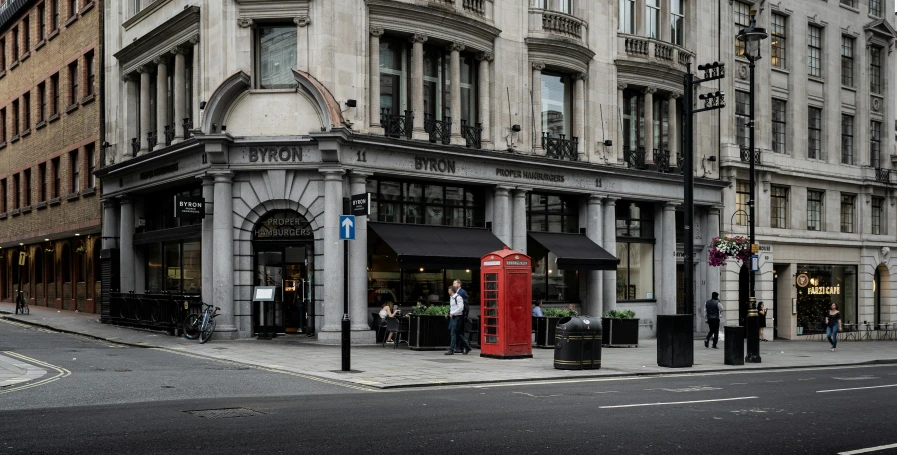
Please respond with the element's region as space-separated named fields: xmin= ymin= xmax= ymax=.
xmin=369 ymin=223 xmax=507 ymax=269
xmin=527 ymin=232 xmax=618 ymax=271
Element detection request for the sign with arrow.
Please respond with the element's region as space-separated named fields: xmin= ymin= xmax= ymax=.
xmin=340 ymin=215 xmax=355 ymax=240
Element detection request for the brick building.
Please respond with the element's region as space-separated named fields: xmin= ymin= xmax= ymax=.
xmin=0 ymin=0 xmax=103 ymax=312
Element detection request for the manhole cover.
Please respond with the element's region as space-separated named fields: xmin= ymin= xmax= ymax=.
xmin=185 ymin=408 xmax=264 ymax=419
xmin=424 ymin=359 xmax=468 ymax=364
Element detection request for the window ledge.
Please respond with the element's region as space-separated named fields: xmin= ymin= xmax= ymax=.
xmin=48 ymin=197 xmax=61 ymax=206
xmin=64 ymin=15 xmax=78 ymax=28
xmin=48 ymin=113 xmax=60 ymax=123
xmin=35 ymin=201 xmax=47 ymax=210
xmin=35 ymin=120 xmax=47 ymax=130
xmin=771 ymin=67 xmax=789 ymax=76
xmin=20 ymin=128 xmax=31 ymax=137
xmin=80 ymin=1 xmax=95 ymax=14
xmin=65 ymin=103 xmax=79 ymax=114
xmin=11 ymin=209 xmax=21 ymax=217
xmin=80 ymin=187 xmax=96 ymax=197
xmin=10 ymin=135 xmax=20 ymax=143
xmin=64 ymin=192 xmax=79 ymax=201
xmin=808 ymin=75 xmax=825 ymax=84
xmin=123 ymin=0 xmax=174 ymax=30
xmin=20 ymin=51 xmax=30 ymax=62
xmin=9 ymin=60 xmax=19 ymax=70
xmin=842 ymin=85 xmax=857 ymax=92
xmin=80 ymin=94 xmax=95 ymax=106
xmin=20 ymin=205 xmax=32 ymax=214
xmin=35 ymin=39 xmax=46 ymax=51
xmin=0 ymin=70 xmax=5 ymax=79
xmin=0 ymin=141 xmax=6 ymax=150
xmin=839 ymin=3 xmax=859 ymax=13
xmin=0 ymin=212 xmax=6 ymax=220
xmin=48 ymin=29 xmax=59 ymax=41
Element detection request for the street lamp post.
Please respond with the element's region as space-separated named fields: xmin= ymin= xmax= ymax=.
xmin=737 ymin=10 xmax=768 ymax=364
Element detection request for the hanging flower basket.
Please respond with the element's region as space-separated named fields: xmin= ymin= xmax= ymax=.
xmin=75 ymin=246 xmax=86 ymax=255
xmin=708 ymin=235 xmax=750 ymax=267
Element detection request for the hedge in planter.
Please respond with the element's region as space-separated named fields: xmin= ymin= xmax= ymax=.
xmin=602 ymin=310 xmax=639 ymax=347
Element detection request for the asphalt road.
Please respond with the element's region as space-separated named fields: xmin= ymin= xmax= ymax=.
xmin=2 ymin=319 xmax=897 ymax=455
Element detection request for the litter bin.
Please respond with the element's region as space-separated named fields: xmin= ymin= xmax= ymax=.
xmin=724 ymin=326 xmax=745 ymax=365
xmin=656 ymin=314 xmax=693 ymax=368
xmin=553 ymin=316 xmax=602 ymax=370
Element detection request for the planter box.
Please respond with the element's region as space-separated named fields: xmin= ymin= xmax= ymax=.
xmin=408 ymin=314 xmax=452 ymax=351
xmin=533 ymin=316 xmax=564 ymax=348
xmin=602 ymin=318 xmax=640 ymax=347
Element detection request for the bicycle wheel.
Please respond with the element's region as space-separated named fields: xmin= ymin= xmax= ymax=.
xmin=199 ymin=318 xmax=216 ymax=344
xmin=183 ymin=314 xmax=201 ymax=339
xmin=22 ymin=303 xmax=29 ymax=315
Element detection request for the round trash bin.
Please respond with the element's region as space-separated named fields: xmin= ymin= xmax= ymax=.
xmin=554 ymin=316 xmax=602 ymax=370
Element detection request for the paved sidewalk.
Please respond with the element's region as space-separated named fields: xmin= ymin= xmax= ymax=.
xmin=2 ymin=302 xmax=896 ymax=389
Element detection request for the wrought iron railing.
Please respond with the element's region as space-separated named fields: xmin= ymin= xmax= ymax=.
xmin=380 ymin=108 xmax=413 ymax=139
xmin=131 ymin=138 xmax=140 ymax=157
xmin=542 ymin=133 xmax=579 ymax=161
xmin=424 ymin=113 xmax=451 ymax=145
xmin=740 ymin=146 xmax=762 ymax=165
xmin=107 ymin=292 xmax=203 ymax=334
xmin=182 ymin=118 xmax=194 ymax=139
xmin=654 ymin=149 xmax=671 ymax=173
xmin=461 ymin=119 xmax=482 ymax=148
xmin=147 ymin=131 xmax=158 ymax=152
xmin=164 ymin=124 xmax=175 ymax=146
xmin=875 ymin=168 xmax=891 ymax=184
xmin=677 ymin=153 xmax=684 ymax=172
xmin=624 ymin=145 xmax=647 ymax=169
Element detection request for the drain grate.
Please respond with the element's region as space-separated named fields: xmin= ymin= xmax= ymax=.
xmin=185 ymin=408 xmax=265 ymax=419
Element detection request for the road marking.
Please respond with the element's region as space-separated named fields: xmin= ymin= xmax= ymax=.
xmin=838 ymin=443 xmax=897 ymax=454
xmin=513 ymin=392 xmax=563 ymax=398
xmin=0 ymin=351 xmax=70 ymax=395
xmin=817 ymin=384 xmax=897 ymax=394
xmin=0 ymin=319 xmax=56 ymax=333
xmin=600 ymin=396 xmax=758 ymax=409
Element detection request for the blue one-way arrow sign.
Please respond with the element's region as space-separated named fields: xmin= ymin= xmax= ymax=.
xmin=340 ymin=215 xmax=355 ymax=240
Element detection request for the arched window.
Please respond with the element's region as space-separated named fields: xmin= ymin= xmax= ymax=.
xmin=61 ymin=245 xmax=71 ymax=283
xmin=34 ymin=249 xmax=43 ymax=284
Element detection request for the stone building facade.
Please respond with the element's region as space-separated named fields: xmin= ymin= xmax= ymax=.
xmin=714 ymin=1 xmax=897 ymax=338
xmin=0 ymin=0 xmax=103 ymax=312
xmin=100 ymin=0 xmax=734 ymax=342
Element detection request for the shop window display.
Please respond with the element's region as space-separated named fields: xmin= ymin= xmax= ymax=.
xmin=616 ymin=201 xmax=655 ymax=300
xmin=795 ymin=265 xmax=857 ymax=332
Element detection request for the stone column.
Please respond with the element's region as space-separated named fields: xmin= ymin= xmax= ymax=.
xmin=511 ymin=189 xmax=528 ymax=253
xmin=706 ymin=207 xmax=721 ymax=301
xmin=200 ymin=175 xmax=214 ymax=308
xmin=493 ymin=186 xmax=512 ymax=246
xmin=660 ymin=0 xmax=671 ymax=42
xmin=154 ymin=57 xmax=168 ymax=144
xmin=586 ymin=195 xmax=604 ymax=317
xmin=101 ymin=199 xmax=119 ymax=251
xmin=138 ymin=66 xmax=152 ymax=154
xmin=369 ymin=27 xmax=384 ymax=133
xmin=573 ymin=73 xmax=586 ymax=158
xmin=123 ymin=74 xmax=138 ymax=160
xmin=661 ymin=203 xmax=677 ymax=316
xmin=319 ymin=169 xmax=345 ymax=343
xmin=190 ymin=34 xmax=201 ymax=125
xmin=349 ymin=172 xmax=375 ymax=343
xmin=172 ymin=47 xmax=187 ymax=143
xmin=532 ymin=62 xmax=545 ymax=154
xmin=617 ymin=83 xmax=627 ymax=164
xmin=635 ymin=0 xmax=647 ymax=36
xmin=667 ymin=93 xmax=679 ymax=167
xmin=476 ymin=52 xmax=493 ymax=147
xmin=602 ymin=197 xmax=618 ymax=312
xmin=212 ymin=171 xmax=237 ymax=338
xmin=410 ymin=34 xmax=428 ymax=140
xmin=643 ymin=87 xmax=656 ymax=165
xmin=449 ymin=42 xmax=465 ymax=145
xmin=119 ymin=197 xmax=135 ymax=292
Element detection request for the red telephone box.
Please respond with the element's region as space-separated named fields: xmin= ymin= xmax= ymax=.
xmin=480 ymin=247 xmax=533 ymax=359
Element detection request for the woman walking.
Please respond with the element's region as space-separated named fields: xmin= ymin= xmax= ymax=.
xmin=758 ymin=302 xmax=768 ymax=342
xmin=825 ymin=303 xmax=843 ymax=352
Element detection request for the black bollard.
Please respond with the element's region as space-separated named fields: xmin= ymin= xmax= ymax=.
xmin=745 ymin=297 xmax=761 ymax=363
xmin=341 ymin=313 xmax=351 ymax=371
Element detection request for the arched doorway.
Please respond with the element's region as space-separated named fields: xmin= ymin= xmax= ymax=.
xmin=252 ymin=210 xmax=315 ymax=335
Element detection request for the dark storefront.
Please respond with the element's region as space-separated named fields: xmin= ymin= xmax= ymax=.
xmin=795 ymin=264 xmax=858 ymax=332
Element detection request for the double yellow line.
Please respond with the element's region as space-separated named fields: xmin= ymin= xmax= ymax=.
xmin=0 ymin=351 xmax=71 ymax=395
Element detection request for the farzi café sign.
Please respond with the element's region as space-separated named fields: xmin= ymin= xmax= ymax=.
xmin=254 ymin=211 xmax=314 ymax=240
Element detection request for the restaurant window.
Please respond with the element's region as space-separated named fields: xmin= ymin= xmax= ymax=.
xmin=796 ymin=265 xmax=857 ymax=332
xmin=619 ymin=0 xmax=635 ymax=34
xmin=68 ymin=61 xmax=78 ymax=106
xmin=808 ymin=107 xmax=822 ymax=159
xmin=841 ymin=36 xmax=854 ymax=87
xmin=870 ymin=121 xmax=881 ymax=168
xmin=646 ymin=0 xmax=660 ymax=39
xmin=143 ymin=186 xmax=203 ymax=231
xmin=541 ymin=72 xmax=571 ymax=138
xmin=770 ymin=13 xmax=786 ymax=69
xmin=23 ymin=169 xmax=31 ymax=206
xmin=85 ymin=51 xmax=95 ymax=96
xmin=771 ymin=99 xmax=786 ymax=154
xmin=841 ymin=114 xmax=853 ymax=165
xmin=869 ymin=46 xmax=882 ymax=94
xmin=770 ymin=186 xmax=788 ymax=229
xmin=869 ymin=0 xmax=882 ymax=16
xmin=38 ymin=82 xmax=46 ymax=122
xmin=38 ymin=162 xmax=46 ymax=202
xmin=807 ymin=190 xmax=824 ymax=231
xmin=366 ymin=178 xmax=485 ymax=228
xmin=69 ymin=150 xmax=79 ymax=193
xmin=734 ymin=2 xmax=750 ymax=57
xmin=735 ymin=90 xmax=749 ymax=148
xmin=670 ymin=0 xmax=684 ymax=46
xmin=51 ymin=157 xmax=60 ymax=198
xmin=85 ymin=143 xmax=95 ymax=188
xmin=840 ymin=194 xmax=855 ymax=234
xmin=532 ymin=252 xmax=579 ymax=304
xmin=255 ymin=25 xmax=297 ymax=90
xmin=527 ymin=193 xmax=579 ymax=233
xmin=872 ymin=196 xmax=884 ymax=235
xmin=807 ymin=25 xmax=822 ymax=78
xmin=616 ymin=201 xmax=654 ymax=301
xmin=145 ymin=240 xmax=201 ymax=294
xmin=735 ymin=181 xmax=749 ymax=226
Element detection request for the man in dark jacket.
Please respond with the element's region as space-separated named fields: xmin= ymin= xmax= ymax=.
xmin=453 ymin=280 xmax=469 ymax=352
xmin=703 ymin=292 xmax=724 ymax=349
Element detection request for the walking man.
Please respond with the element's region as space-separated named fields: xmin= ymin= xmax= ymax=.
xmin=703 ymin=292 xmax=724 ymax=349
xmin=446 ymin=287 xmax=471 ymax=355
xmin=453 ymin=279 xmax=470 ymax=352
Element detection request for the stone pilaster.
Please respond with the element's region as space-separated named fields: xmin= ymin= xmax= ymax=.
xmin=643 ymin=86 xmax=656 ymax=165
xmin=602 ymin=197 xmax=618 ymax=312
xmin=200 ymin=175 xmax=214 ymax=309
xmin=138 ymin=66 xmax=152 ymax=154
xmin=410 ymin=34 xmax=428 ymax=140
xmin=318 ymin=169 xmax=346 ymax=343
xmin=532 ymin=62 xmax=545 ymax=154
xmin=511 ymin=189 xmax=528 ymax=252
xmin=212 ymin=171 xmax=237 ymax=338
xmin=154 ymin=57 xmax=168 ymax=143
xmin=349 ymin=172 xmax=375 ymax=343
xmin=369 ymin=27 xmax=384 ymax=134
xmin=493 ymin=186 xmax=512 ymax=246
xmin=172 ymin=47 xmax=187 ymax=143
xmin=573 ymin=73 xmax=586 ymax=158
xmin=586 ymin=195 xmax=604 ymax=317
xmin=476 ymin=52 xmax=493 ymax=147
xmin=449 ymin=42 xmax=465 ymax=145
xmin=119 ymin=197 xmax=135 ymax=292
xmin=617 ymin=82 xmax=627 ymax=164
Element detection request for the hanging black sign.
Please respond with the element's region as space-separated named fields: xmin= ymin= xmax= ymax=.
xmin=254 ymin=210 xmax=314 ymax=240
xmin=174 ymin=195 xmax=205 ymax=219
xmin=351 ymin=193 xmax=371 ymax=216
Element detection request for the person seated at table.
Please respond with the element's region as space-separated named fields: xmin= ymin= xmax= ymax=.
xmin=532 ymin=300 xmax=544 ymax=317
xmin=379 ymin=302 xmax=399 ymax=343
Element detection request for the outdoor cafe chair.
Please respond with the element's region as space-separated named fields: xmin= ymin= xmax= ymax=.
xmin=385 ymin=317 xmax=409 ymax=349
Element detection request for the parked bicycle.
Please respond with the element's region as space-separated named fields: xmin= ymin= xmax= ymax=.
xmin=183 ymin=303 xmax=219 ymax=343
xmin=15 ymin=290 xmax=29 ymax=315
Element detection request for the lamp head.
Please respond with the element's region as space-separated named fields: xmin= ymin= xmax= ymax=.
xmin=736 ymin=10 xmax=768 ymax=61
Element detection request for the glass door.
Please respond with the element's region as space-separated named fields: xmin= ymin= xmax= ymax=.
xmin=256 ymin=251 xmax=285 ymax=334
xmin=255 ymin=246 xmax=313 ymax=335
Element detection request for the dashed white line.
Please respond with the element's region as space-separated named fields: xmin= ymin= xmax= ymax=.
xmin=600 ymin=396 xmax=758 ymax=409
xmin=817 ymin=384 xmax=897 ymax=394
xmin=838 ymin=443 xmax=897 ymax=454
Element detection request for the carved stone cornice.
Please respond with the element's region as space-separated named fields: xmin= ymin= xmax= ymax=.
xmin=367 ymin=0 xmax=500 ymax=53
xmin=524 ymin=37 xmax=595 ymax=74
xmin=476 ymin=51 xmax=494 ymax=62
xmin=615 ymin=59 xmax=687 ymax=95
xmin=114 ymin=6 xmax=201 ymax=74
xmin=410 ymin=33 xmax=428 ymax=44
xmin=370 ymin=26 xmax=384 ymax=38
xmin=448 ymin=42 xmax=466 ymax=53
xmin=294 ymin=16 xmax=311 ymax=27
xmin=531 ymin=62 xmax=546 ymax=71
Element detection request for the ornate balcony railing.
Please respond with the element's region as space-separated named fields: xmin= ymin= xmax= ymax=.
xmin=624 ymin=37 xmax=649 ymax=56
xmin=875 ymin=168 xmax=891 ymax=183
xmin=380 ymin=108 xmax=413 ymax=139
xmin=461 ymin=119 xmax=482 ymax=148
xmin=678 ymin=51 xmax=692 ymax=66
xmin=542 ymin=133 xmax=579 ymax=161
xmin=424 ymin=114 xmax=451 ymax=145
xmin=147 ymin=131 xmax=158 ymax=153
xmin=541 ymin=11 xmax=583 ymax=39
xmin=654 ymin=43 xmax=674 ymax=61
xmin=130 ymin=138 xmax=139 ymax=157
xmin=624 ymin=146 xmax=646 ymax=169
xmin=619 ymin=34 xmax=695 ymax=70
xmin=654 ymin=149 xmax=671 ymax=173
xmin=740 ymin=146 xmax=762 ymax=165
xmin=677 ymin=153 xmax=684 ymax=173
xmin=462 ymin=0 xmax=485 ymax=15
xmin=182 ymin=118 xmax=194 ymax=139
xmin=163 ymin=125 xmax=175 ymax=146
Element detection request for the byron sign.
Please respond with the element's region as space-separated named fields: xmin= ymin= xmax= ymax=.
xmin=174 ymin=196 xmax=205 ymax=219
